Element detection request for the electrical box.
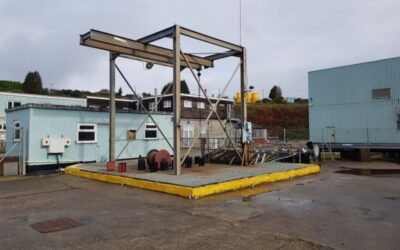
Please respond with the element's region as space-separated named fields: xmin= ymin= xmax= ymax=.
xmin=242 ymin=122 xmax=253 ymax=143
xmin=41 ymin=138 xmax=71 ymax=153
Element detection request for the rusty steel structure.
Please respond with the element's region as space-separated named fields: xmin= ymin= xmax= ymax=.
xmin=80 ymin=25 xmax=250 ymax=175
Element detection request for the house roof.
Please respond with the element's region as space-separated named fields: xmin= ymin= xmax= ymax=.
xmin=140 ymin=93 xmax=234 ymax=103
xmin=0 ymin=91 xmax=86 ymax=101
xmin=5 ymin=103 xmax=172 ymax=115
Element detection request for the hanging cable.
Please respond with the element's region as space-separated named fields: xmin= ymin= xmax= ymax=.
xmin=239 ymin=0 xmax=242 ymax=45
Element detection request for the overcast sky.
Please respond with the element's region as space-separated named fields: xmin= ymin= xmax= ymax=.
xmin=1 ymin=0 xmax=399 ymax=98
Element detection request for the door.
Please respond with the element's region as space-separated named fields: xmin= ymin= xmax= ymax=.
xmin=324 ymin=126 xmax=336 ymax=143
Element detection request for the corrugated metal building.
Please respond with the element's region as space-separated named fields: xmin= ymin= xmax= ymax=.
xmin=309 ymin=57 xmax=400 ymax=154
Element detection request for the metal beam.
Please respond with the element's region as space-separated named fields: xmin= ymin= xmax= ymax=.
xmin=80 ymin=29 xmax=212 ymax=70
xmin=173 ymin=26 xmax=181 ymax=176
xmin=180 ymin=27 xmax=243 ymax=52
xmin=137 ymin=26 xmax=174 ymax=43
xmin=240 ymin=47 xmax=250 ymax=166
xmin=109 ymin=52 xmax=117 ymax=163
xmin=205 ymin=51 xmax=240 ymax=61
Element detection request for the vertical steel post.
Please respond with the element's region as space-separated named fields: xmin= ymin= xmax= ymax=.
xmin=173 ymin=26 xmax=181 ymax=175
xmin=109 ymin=52 xmax=116 ymax=163
xmin=154 ymin=88 xmax=158 ymax=112
xmin=240 ymin=47 xmax=249 ymax=165
xmin=22 ymin=127 xmax=26 ymax=175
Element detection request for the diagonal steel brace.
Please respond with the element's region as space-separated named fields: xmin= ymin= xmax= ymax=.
xmin=180 ymin=51 xmax=243 ymax=164
xmin=114 ymin=64 xmax=174 ymax=159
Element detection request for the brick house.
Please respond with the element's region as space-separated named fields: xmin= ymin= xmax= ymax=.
xmin=140 ymin=94 xmax=236 ymax=151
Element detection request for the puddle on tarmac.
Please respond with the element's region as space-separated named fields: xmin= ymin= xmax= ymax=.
xmin=195 ymin=178 xmax=311 ymax=205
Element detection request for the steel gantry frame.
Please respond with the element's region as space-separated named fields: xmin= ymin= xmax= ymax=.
xmin=80 ymin=25 xmax=250 ymax=176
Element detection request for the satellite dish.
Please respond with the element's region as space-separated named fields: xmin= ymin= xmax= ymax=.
xmin=313 ymin=144 xmax=320 ymax=158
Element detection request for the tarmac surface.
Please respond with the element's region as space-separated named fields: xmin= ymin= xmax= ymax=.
xmin=1 ymin=161 xmax=399 ymax=250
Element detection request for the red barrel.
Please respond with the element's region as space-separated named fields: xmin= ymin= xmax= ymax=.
xmin=107 ymin=161 xmax=115 ymax=171
xmin=118 ymin=162 xmax=127 ymax=173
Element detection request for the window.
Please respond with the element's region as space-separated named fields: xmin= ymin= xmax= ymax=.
xmin=184 ymin=100 xmax=192 ymax=108
xmin=3 ymin=124 xmax=6 ymax=130
xmin=372 ymin=88 xmax=391 ymax=99
xmin=163 ymin=100 xmax=172 ymax=108
xmin=183 ymin=124 xmax=194 ymax=148
xmin=77 ymin=123 xmax=97 ymax=143
xmin=13 ymin=121 xmax=21 ymax=141
xmin=145 ymin=123 xmax=158 ymax=139
xmin=7 ymin=101 xmax=21 ymax=109
xmin=197 ymin=102 xmax=205 ymax=109
xmin=0 ymin=124 xmax=2 ymax=131
xmin=149 ymin=102 xmax=156 ymax=110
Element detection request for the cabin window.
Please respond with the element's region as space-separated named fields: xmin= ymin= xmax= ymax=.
xmin=13 ymin=121 xmax=21 ymax=141
xmin=7 ymin=101 xmax=21 ymax=109
xmin=145 ymin=123 xmax=157 ymax=139
xmin=184 ymin=100 xmax=192 ymax=108
xmin=149 ymin=102 xmax=156 ymax=110
xmin=3 ymin=124 xmax=6 ymax=130
xmin=372 ymin=88 xmax=391 ymax=99
xmin=77 ymin=123 xmax=97 ymax=143
xmin=197 ymin=102 xmax=205 ymax=109
xmin=163 ymin=100 xmax=172 ymax=108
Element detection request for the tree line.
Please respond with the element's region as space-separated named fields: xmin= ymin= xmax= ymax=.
xmin=1 ymin=71 xmax=307 ymax=104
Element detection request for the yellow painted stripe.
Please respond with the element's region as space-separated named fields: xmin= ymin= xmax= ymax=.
xmin=191 ymin=165 xmax=320 ymax=198
xmin=64 ymin=167 xmax=192 ymax=197
xmin=65 ymin=164 xmax=320 ymax=199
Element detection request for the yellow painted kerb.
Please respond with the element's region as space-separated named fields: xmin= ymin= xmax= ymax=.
xmin=65 ymin=164 xmax=320 ymax=199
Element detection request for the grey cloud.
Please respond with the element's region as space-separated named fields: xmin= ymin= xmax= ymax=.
xmin=1 ymin=0 xmax=399 ymax=98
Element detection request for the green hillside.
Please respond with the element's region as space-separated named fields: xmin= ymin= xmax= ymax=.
xmin=234 ymin=103 xmax=309 ymax=140
xmin=0 ymin=80 xmax=23 ymax=92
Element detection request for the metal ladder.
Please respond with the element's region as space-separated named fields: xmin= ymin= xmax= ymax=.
xmin=322 ymin=141 xmax=335 ymax=161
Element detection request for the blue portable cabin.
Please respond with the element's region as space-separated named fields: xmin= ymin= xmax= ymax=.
xmin=308 ymin=57 xmax=400 ymax=159
xmin=0 ymin=92 xmax=87 ymax=140
xmin=5 ymin=104 xmax=173 ymax=173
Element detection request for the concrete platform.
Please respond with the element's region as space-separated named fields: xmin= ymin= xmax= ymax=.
xmin=65 ymin=162 xmax=320 ymax=199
